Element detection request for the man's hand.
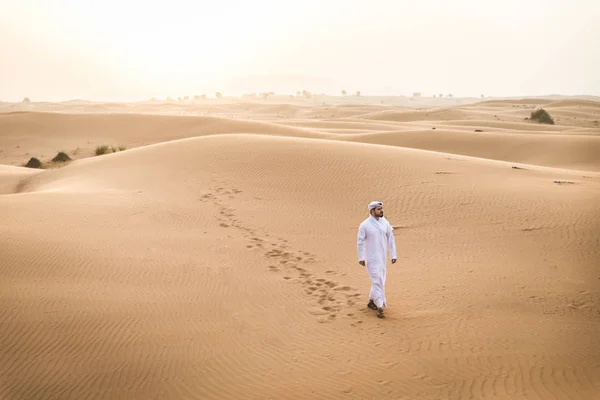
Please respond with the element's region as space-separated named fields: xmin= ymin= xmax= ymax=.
xmin=391 ymin=259 xmax=397 ymax=264
xmin=359 ymin=260 xmax=365 ymax=266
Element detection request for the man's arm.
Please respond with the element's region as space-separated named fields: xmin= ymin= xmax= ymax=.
xmin=357 ymin=223 xmax=366 ymax=265
xmin=387 ymin=222 xmax=397 ymax=263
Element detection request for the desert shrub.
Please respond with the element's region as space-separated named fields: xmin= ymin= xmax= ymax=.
xmin=118 ymin=145 xmax=126 ymax=151
xmin=530 ymin=108 xmax=555 ymax=125
xmin=52 ymin=151 xmax=71 ymax=162
xmin=25 ymin=157 xmax=41 ymax=168
xmin=95 ymin=145 xmax=109 ymax=155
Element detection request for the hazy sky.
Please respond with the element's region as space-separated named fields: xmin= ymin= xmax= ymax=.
xmin=1 ymin=0 xmax=599 ymax=101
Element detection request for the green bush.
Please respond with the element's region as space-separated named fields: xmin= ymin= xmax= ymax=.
xmin=52 ymin=151 xmax=71 ymax=162
xmin=530 ymin=108 xmax=555 ymax=125
xmin=95 ymin=144 xmax=126 ymax=155
xmin=95 ymin=145 xmax=109 ymax=155
xmin=25 ymin=157 xmax=42 ymax=168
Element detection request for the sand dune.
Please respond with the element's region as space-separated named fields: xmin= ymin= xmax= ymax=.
xmin=433 ymin=119 xmax=577 ymax=131
xmin=359 ymin=108 xmax=472 ymax=122
xmin=0 ymin=165 xmax=41 ymax=194
xmin=276 ymin=118 xmax=412 ymax=132
xmin=338 ymin=129 xmax=600 ymax=171
xmin=545 ymin=99 xmax=600 ymax=109
xmin=1 ymin=99 xmax=600 ymax=399
xmin=470 ymin=99 xmax=600 ymax=129
xmin=2 ymin=106 xmax=598 ymax=171
xmin=477 ymin=99 xmax=555 ymax=106
xmin=0 ymin=112 xmax=325 ymax=166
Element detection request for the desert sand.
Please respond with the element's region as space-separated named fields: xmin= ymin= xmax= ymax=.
xmin=1 ymin=97 xmax=599 ymax=399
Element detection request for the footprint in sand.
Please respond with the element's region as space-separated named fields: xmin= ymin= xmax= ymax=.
xmin=265 ymin=250 xmax=282 ymax=258
xmin=334 ymin=285 xmax=352 ymax=291
xmin=211 ymin=189 xmax=364 ymax=323
xmin=317 ymin=314 xmax=337 ymax=323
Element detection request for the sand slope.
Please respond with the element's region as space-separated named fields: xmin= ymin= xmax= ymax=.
xmin=339 ymin=129 xmax=600 ymax=172
xmin=0 ymin=112 xmax=327 ymax=166
xmin=1 ymin=100 xmax=600 ymax=399
xmin=0 ymin=165 xmax=41 ymax=194
xmin=2 ymin=104 xmax=599 ymax=171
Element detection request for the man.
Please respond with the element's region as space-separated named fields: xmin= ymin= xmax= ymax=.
xmin=357 ymin=201 xmax=397 ymax=318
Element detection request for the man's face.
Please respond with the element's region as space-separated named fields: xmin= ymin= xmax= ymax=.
xmin=372 ymin=206 xmax=384 ymax=217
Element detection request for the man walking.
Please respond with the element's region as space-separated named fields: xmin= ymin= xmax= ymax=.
xmin=357 ymin=201 xmax=397 ymax=318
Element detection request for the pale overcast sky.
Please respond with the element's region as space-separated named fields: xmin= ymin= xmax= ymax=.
xmin=1 ymin=0 xmax=598 ymax=101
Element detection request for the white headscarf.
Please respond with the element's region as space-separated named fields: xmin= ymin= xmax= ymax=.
xmin=368 ymin=201 xmax=383 ymax=211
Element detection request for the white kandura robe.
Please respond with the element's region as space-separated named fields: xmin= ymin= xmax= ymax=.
xmin=357 ymin=215 xmax=397 ymax=308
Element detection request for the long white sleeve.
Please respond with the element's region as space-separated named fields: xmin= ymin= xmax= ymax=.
xmin=357 ymin=223 xmax=366 ymax=261
xmin=387 ymin=222 xmax=397 ymax=260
